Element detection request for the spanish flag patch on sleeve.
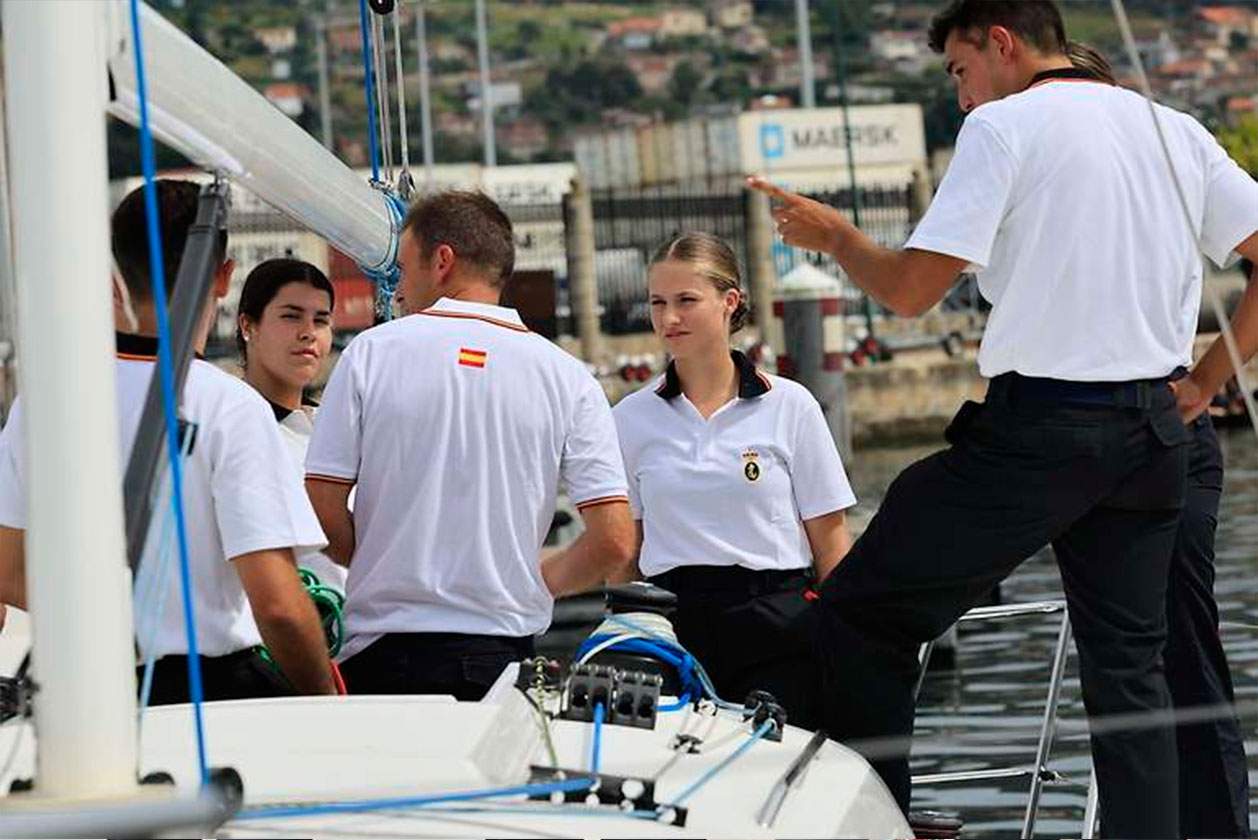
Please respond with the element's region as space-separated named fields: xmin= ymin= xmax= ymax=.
xmin=458 ymin=347 xmax=487 ymax=368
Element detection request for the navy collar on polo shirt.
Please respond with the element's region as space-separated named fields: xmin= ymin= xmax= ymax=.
xmin=268 ymin=395 xmax=319 ymax=423
xmin=1025 ymin=66 xmax=1100 ymax=89
xmin=656 ymin=349 xmax=770 ymax=400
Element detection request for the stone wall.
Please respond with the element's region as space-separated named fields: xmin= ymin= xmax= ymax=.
xmin=846 ymin=349 xmax=984 ymax=448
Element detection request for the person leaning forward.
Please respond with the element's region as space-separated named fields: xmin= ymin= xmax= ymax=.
xmin=749 ymin=1 xmax=1258 ymax=836
xmin=305 ymin=190 xmax=636 ymax=700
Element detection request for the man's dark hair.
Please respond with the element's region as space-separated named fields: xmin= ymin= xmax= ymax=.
xmin=111 ymin=179 xmax=229 ymax=303
xmin=928 ymin=0 xmax=1067 ymax=55
xmin=402 ymin=190 xmax=515 ymax=286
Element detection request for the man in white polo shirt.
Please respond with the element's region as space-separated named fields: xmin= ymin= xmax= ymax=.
xmin=0 ymin=180 xmax=336 ymax=704
xmin=751 ymin=1 xmax=1258 ymax=835
xmin=306 ymin=190 xmax=635 ymax=700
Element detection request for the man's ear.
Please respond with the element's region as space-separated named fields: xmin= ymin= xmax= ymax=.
xmin=213 ymin=258 xmax=235 ymax=299
xmin=989 ymin=25 xmax=1016 ymax=61
xmin=433 ymin=244 xmax=456 ymax=285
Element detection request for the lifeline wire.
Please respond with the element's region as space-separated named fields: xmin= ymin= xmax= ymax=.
xmin=371 ymin=11 xmax=394 ymax=183
xmin=666 ymin=718 xmax=776 ymax=807
xmin=391 ymin=3 xmax=411 ymax=171
xmin=1111 ymin=0 xmax=1258 ymax=445
xmin=127 ymin=0 xmax=209 ymax=787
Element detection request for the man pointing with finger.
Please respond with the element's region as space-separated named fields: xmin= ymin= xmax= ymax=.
xmin=750 ymin=1 xmax=1258 ymax=836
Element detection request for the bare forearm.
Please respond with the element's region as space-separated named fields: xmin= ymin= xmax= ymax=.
xmin=256 ymin=600 xmax=336 ymax=695
xmin=321 ymin=509 xmax=355 ymax=567
xmin=1193 ymin=277 xmax=1258 ymax=395
xmin=307 ymin=481 xmax=355 ymax=566
xmin=827 ymin=227 xmax=915 ymax=312
xmin=541 ymin=534 xmax=608 ymax=597
xmin=0 ymin=527 xmax=25 ymax=610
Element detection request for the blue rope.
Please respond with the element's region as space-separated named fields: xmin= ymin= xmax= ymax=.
xmin=575 ymin=635 xmax=705 ymax=705
xmin=235 ymin=777 xmax=598 ymax=821
xmin=591 ymin=701 xmax=604 ymax=774
xmin=658 ymin=694 xmax=691 ymax=713
xmin=358 ymin=190 xmax=407 ymax=321
xmin=667 ymin=719 xmax=775 ymax=807
xmin=357 ymin=0 xmax=381 ymax=182
xmin=127 ymin=0 xmax=209 ymax=788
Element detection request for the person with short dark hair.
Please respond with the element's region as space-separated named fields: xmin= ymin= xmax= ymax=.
xmin=306 ymin=190 xmax=636 ymax=699
xmin=612 ymin=232 xmax=856 ymax=728
xmin=750 ymin=0 xmax=1258 ymax=834
xmin=0 ymin=181 xmax=337 ymax=704
xmin=236 ymin=258 xmax=346 ymax=594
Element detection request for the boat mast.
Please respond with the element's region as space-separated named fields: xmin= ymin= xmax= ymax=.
xmin=2 ymin=0 xmax=140 ymax=797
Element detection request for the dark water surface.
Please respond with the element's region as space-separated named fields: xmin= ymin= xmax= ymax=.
xmin=848 ymin=427 xmax=1258 ymax=837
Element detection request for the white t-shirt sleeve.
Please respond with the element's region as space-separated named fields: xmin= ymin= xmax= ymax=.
xmin=788 ymin=391 xmax=857 ymax=520
xmin=904 ymin=115 xmax=1018 ymax=269
xmin=207 ymin=393 xmax=327 ymax=560
xmin=305 ymin=342 xmax=362 ymax=484
xmin=562 ymin=376 xmax=630 ymax=511
xmin=0 ymin=401 xmax=25 ymax=529
xmin=611 ymin=404 xmax=643 ymax=519
xmin=1196 ymin=122 xmax=1258 ymax=268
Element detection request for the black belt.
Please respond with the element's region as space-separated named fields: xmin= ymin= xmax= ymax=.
xmin=648 ymin=565 xmax=812 ymax=596
xmin=987 ymin=368 xmax=1183 ymax=410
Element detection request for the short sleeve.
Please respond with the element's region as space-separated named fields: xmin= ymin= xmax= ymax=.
xmin=788 ymin=391 xmax=856 ymax=520
xmin=305 ymin=340 xmax=363 ymax=484
xmin=904 ymin=115 xmax=1018 ymax=269
xmin=207 ymin=389 xmax=327 ymax=561
xmin=562 ymin=375 xmax=629 ymax=512
xmin=612 ymin=404 xmax=643 ymax=519
xmin=0 ymin=401 xmax=26 ymax=529
xmin=1197 ymin=122 xmax=1258 ymax=268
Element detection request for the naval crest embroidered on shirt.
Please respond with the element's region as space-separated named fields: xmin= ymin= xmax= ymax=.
xmin=742 ymin=449 xmax=760 ymax=482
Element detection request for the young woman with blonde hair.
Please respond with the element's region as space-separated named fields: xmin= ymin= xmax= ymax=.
xmin=612 ymin=232 xmax=856 ymax=727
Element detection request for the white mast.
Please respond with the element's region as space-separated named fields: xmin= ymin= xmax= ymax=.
xmin=2 ymin=0 xmax=140 ymax=797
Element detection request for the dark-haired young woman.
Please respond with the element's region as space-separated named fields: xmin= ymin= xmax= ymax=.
xmin=236 ymin=258 xmax=345 ymax=592
xmin=612 ymin=232 xmax=856 ymax=729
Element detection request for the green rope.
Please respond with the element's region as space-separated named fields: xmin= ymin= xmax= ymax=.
xmin=257 ymin=566 xmax=346 ymax=670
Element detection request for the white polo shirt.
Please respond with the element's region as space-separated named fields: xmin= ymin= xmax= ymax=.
xmin=268 ymin=401 xmax=348 ymax=593
xmin=614 ymin=351 xmax=856 ymax=578
xmin=906 ymin=78 xmax=1258 ymax=382
xmin=305 ymin=297 xmax=628 ymax=659
xmin=0 ymin=334 xmax=327 ymax=660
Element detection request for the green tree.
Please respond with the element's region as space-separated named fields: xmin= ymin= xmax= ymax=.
xmin=669 ymin=61 xmax=704 ymax=108
xmin=1219 ymin=115 xmax=1258 ymax=176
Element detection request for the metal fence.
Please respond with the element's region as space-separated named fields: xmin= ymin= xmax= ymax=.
xmin=589 ymin=179 xmax=919 ymax=334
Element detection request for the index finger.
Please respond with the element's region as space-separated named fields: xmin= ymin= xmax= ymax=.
xmin=746 ymin=175 xmax=801 ymax=205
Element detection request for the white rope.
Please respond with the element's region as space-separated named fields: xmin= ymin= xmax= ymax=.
xmin=370 ymin=11 xmax=394 ymax=183
xmin=391 ymin=2 xmax=411 ymax=172
xmin=1110 ymin=0 xmax=1258 ymax=446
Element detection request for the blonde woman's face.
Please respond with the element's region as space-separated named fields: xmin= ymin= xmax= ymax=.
xmin=647 ymin=260 xmax=739 ymax=359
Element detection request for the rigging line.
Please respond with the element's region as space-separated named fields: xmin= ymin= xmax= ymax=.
xmin=1110 ymin=0 xmax=1258 ymax=447
xmin=127 ymin=0 xmax=209 ymax=787
xmin=356 ymin=0 xmax=382 ymax=181
xmin=666 ymin=719 xmax=776 ymax=807
xmin=392 ymin=3 xmax=411 ymax=172
xmin=371 ymin=11 xmax=394 ymax=183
